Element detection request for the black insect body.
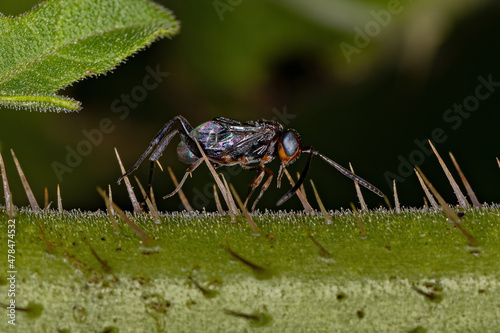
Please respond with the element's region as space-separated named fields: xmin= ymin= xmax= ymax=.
xmin=118 ymin=115 xmax=384 ymax=210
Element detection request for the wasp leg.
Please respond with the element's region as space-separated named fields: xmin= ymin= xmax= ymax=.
xmin=163 ymin=157 xmax=204 ymax=199
xmin=242 ymin=165 xmax=273 ymax=212
xmin=147 ymin=126 xmax=204 ymax=197
xmin=146 ymin=129 xmax=178 ymax=196
xmin=117 ymin=115 xmax=197 ymax=197
xmin=250 ymin=168 xmax=273 ymax=212
xmin=243 ymin=167 xmax=264 ymax=207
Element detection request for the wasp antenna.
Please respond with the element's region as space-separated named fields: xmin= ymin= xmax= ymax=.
xmin=277 ymin=149 xmax=314 ymax=206
xmin=305 ymin=149 xmax=384 ymax=198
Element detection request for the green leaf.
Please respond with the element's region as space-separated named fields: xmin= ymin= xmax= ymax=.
xmin=0 ymin=0 xmax=180 ymax=112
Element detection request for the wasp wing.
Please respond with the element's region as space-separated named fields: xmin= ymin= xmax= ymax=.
xmin=195 ymin=120 xmax=279 ymax=164
xmin=219 ymin=122 xmax=279 ymax=162
xmin=212 ymin=117 xmax=242 ymax=125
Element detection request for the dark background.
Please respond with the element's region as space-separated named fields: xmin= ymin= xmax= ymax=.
xmin=1 ymin=0 xmax=499 ymax=212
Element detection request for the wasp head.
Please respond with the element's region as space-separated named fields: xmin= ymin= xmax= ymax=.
xmin=277 ymin=130 xmax=302 ymax=187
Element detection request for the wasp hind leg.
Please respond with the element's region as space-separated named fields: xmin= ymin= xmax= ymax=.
xmin=117 ymin=115 xmax=196 ymax=198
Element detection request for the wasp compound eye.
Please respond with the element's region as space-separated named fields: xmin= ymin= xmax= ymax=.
xmin=282 ymin=131 xmax=300 ymax=156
